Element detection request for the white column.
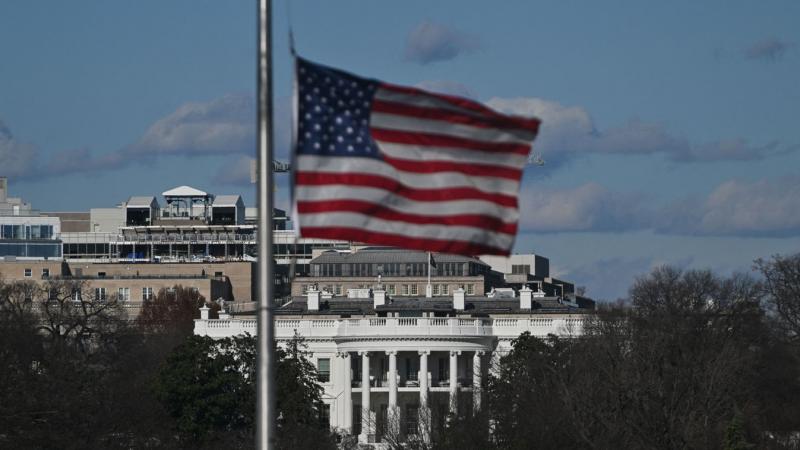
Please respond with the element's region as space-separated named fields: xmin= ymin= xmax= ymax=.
xmin=419 ymin=350 xmax=431 ymax=443
xmin=387 ymin=350 xmax=399 ymax=437
xmin=449 ymin=350 xmax=460 ymax=414
xmin=359 ymin=351 xmax=372 ymax=443
xmin=388 ymin=351 xmax=398 ymax=407
xmin=342 ymin=352 xmax=353 ymax=433
xmin=472 ymin=351 xmax=484 ymax=414
xmin=418 ymin=350 xmax=429 ymax=406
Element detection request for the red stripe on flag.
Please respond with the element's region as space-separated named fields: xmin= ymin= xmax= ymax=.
xmin=372 ymin=99 xmax=540 ymax=135
xmin=300 ymin=226 xmax=511 ymax=256
xmin=295 ymin=172 xmax=518 ymax=207
xmin=379 ymin=83 xmax=541 ymax=131
xmin=370 ymin=128 xmax=531 ymax=156
xmin=380 ymin=154 xmax=522 ymax=180
xmin=297 ymin=199 xmax=518 ymax=234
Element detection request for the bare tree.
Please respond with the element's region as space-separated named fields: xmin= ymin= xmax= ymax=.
xmin=757 ymin=253 xmax=800 ymax=342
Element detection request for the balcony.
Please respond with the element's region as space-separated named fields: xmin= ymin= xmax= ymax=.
xmin=194 ymin=316 xmax=585 ymax=340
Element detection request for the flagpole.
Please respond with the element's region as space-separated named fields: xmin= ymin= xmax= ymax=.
xmin=426 ymin=252 xmax=432 ymax=298
xmin=256 ymin=0 xmax=276 ymax=448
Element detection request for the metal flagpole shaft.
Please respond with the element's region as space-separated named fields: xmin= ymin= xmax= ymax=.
xmin=256 ymin=0 xmax=276 ymax=448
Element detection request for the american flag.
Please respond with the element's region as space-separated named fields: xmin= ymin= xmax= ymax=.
xmin=293 ymin=58 xmax=540 ymax=256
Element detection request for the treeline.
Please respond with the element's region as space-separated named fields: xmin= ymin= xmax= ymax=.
xmin=0 ymin=282 xmax=336 ymax=449
xmin=437 ymin=254 xmax=800 ymax=450
xmin=4 ymin=255 xmax=800 ymax=449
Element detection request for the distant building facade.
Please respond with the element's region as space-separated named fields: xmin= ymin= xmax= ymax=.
xmin=291 ymin=247 xmax=503 ymax=298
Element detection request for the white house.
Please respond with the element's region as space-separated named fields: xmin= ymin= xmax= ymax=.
xmin=195 ymin=285 xmax=590 ymax=445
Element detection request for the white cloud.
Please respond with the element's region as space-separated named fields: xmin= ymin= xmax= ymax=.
xmin=124 ymin=94 xmax=255 ymax=158
xmin=486 ymin=97 xmax=788 ymax=166
xmin=658 ymin=176 xmax=800 ymax=237
xmin=0 ymin=120 xmax=38 ymax=178
xmin=745 ymin=37 xmax=792 ymax=62
xmin=518 ymin=182 xmax=649 ymax=233
xmin=404 ymin=21 xmax=478 ymax=65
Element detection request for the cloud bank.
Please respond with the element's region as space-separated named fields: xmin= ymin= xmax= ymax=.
xmin=745 ymin=37 xmax=792 ymax=62
xmin=0 ymin=120 xmax=39 ymax=178
xmin=487 ymin=97 xmax=790 ymax=168
xmin=518 ymin=182 xmax=649 ymax=233
xmin=404 ymin=21 xmax=478 ymax=65
xmin=516 ymin=176 xmax=800 ymax=238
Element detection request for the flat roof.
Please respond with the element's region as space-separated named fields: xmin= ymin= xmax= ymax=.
xmin=213 ymin=195 xmax=242 ymax=207
xmin=127 ymin=196 xmax=157 ymax=208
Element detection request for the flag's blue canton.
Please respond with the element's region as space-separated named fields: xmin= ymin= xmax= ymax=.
xmin=297 ymin=59 xmax=382 ymax=159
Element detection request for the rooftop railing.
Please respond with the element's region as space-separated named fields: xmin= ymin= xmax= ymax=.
xmin=195 ymin=316 xmax=584 ymax=339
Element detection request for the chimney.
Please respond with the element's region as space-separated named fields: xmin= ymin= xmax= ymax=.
xmin=519 ymin=285 xmax=532 ymax=310
xmin=199 ymin=304 xmax=210 ymax=320
xmin=0 ymin=177 xmax=7 ymax=203
xmin=373 ymin=289 xmax=386 ymax=308
xmin=453 ymin=287 xmax=465 ymax=311
xmin=307 ymin=287 xmax=320 ymax=311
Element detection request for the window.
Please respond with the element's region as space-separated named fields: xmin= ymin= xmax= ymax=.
xmin=467 ymin=284 xmax=475 ymax=295
xmin=72 ymin=290 xmax=81 ymax=302
xmin=401 ymin=284 xmax=409 ymax=296
xmin=95 ymin=287 xmax=107 ymax=301
xmin=405 ymin=404 xmax=420 ymax=435
xmin=438 ymin=358 xmax=448 ymax=381
xmin=118 ymin=287 xmax=130 ymax=302
xmin=41 ymin=268 xmax=50 ymax=278
xmin=142 ymin=287 xmax=154 ymax=301
xmin=410 ymin=284 xmax=418 ymax=295
xmin=317 ymin=358 xmax=331 ymax=383
xmin=442 ymin=284 xmax=449 ymax=295
xmin=334 ymin=285 xmax=342 ymax=296
xmin=24 ymin=268 xmax=32 ymax=277
xmin=97 ymin=271 xmax=106 ymax=278
xmin=388 ymin=284 xmax=396 ymax=295
xmin=512 ymin=264 xmax=531 ymax=275
xmin=432 ymin=284 xmax=439 ymax=296
xmin=319 ymin=403 xmax=331 ymax=428
xmin=214 ymin=271 xmax=223 ymax=277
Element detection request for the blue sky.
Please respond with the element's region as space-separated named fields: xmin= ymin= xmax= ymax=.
xmin=2 ymin=0 xmax=799 ymax=299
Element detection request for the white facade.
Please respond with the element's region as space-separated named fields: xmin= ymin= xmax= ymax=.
xmin=194 ymin=298 xmax=586 ymax=444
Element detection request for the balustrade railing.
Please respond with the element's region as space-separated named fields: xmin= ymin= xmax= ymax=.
xmin=195 ymin=315 xmax=585 ymax=338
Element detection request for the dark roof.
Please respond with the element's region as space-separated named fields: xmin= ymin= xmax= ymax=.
xmin=275 ymin=295 xmax=588 ymax=316
xmin=311 ymin=248 xmax=489 ymax=266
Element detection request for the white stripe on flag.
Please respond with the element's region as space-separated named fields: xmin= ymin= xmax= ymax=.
xmin=374 ymin=141 xmax=528 ymax=169
xmin=296 ymin=155 xmax=521 ymax=195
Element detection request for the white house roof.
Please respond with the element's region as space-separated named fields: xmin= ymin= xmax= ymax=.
xmin=213 ymin=195 xmax=242 ymax=207
xmin=162 ymin=186 xmax=208 ymax=197
xmin=126 ymin=196 xmax=158 ymax=208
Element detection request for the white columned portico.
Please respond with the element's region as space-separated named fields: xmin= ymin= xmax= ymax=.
xmin=387 ymin=350 xmax=399 ymax=436
xmin=473 ymin=351 xmax=484 ymax=414
xmin=449 ymin=350 xmax=460 ymax=414
xmin=341 ymin=352 xmax=353 ymax=433
xmin=359 ymin=351 xmax=372 ymax=442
